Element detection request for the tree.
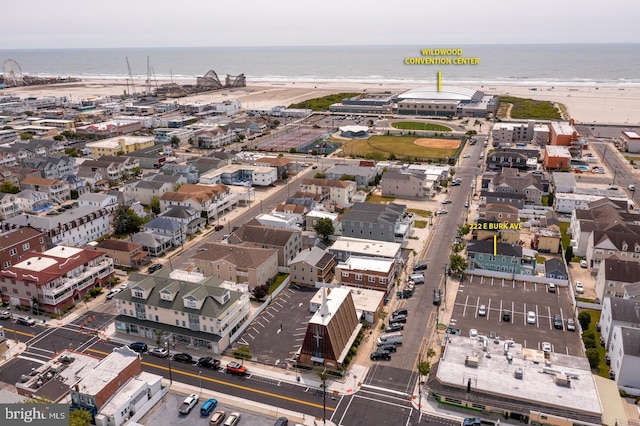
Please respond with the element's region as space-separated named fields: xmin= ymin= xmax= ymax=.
xmin=20 ymin=132 xmax=33 ymax=140
xmin=272 ymin=119 xmax=280 ymax=128
xmin=578 ymin=311 xmax=592 ymax=330
xmin=457 ymin=224 xmax=471 ymax=236
xmin=564 ymin=245 xmax=573 ymax=264
xmin=232 ymin=345 xmax=252 ymax=363
xmin=449 ymin=253 xmax=468 ymax=275
xmin=582 ymin=331 xmax=596 ymax=349
xmin=548 ymin=191 xmax=555 ymax=206
xmin=417 ymin=360 xmax=431 ymax=377
xmin=150 ymin=196 xmax=160 ymax=215
xmin=238 ymin=134 xmax=246 ymax=141
xmin=24 ymin=110 xmax=34 ymax=117
xmin=53 ymin=134 xmax=64 ymax=141
xmin=314 ymin=172 xmax=325 ymax=179
xmin=65 ymin=147 xmax=80 ymax=157
xmin=69 ymin=409 xmax=92 ymax=426
xmin=113 ymin=204 xmax=144 ymax=235
xmin=252 ymin=284 xmax=269 ymax=301
xmin=313 ymin=218 xmax=335 ymax=243
xmin=585 ymin=348 xmax=599 ymax=369
xmin=0 ymin=180 xmax=20 ymax=194
xmin=170 ymin=135 xmax=181 ymax=147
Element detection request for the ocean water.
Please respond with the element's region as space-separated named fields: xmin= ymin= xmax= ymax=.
xmin=1 ymin=44 xmax=639 ymax=87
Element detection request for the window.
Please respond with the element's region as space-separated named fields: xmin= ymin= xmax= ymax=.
xmin=368 ymin=276 xmax=375 ymax=283
xmin=22 ymin=243 xmax=30 ymax=251
xmin=355 ymin=274 xmax=363 ymax=281
xmin=342 ymin=272 xmax=349 ymax=277
xmin=9 ymin=248 xmax=17 ymax=256
xmin=133 ymin=291 xmax=143 ymax=298
xmin=380 ymin=278 xmax=386 ymax=284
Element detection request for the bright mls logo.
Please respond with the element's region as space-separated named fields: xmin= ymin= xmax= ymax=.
xmin=1 ymin=404 xmax=68 ymax=426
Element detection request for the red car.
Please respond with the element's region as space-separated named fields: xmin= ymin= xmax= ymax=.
xmin=226 ymin=362 xmax=246 ymax=376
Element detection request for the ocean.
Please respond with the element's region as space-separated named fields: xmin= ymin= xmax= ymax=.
xmin=1 ymin=44 xmax=639 ymax=87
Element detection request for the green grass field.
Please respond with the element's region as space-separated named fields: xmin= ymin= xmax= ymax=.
xmin=288 ymin=93 xmax=360 ymax=111
xmin=391 ymin=122 xmax=452 ymax=132
xmin=340 ymin=135 xmax=461 ymax=161
xmin=499 ymin=96 xmax=563 ymax=120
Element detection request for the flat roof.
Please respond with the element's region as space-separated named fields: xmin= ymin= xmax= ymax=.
xmin=339 ymin=256 xmax=394 ymax=273
xmin=330 ymin=236 xmax=400 ymax=259
xmin=437 ymin=336 xmax=601 ymax=418
xmin=99 ymin=371 xmax=161 ymax=416
xmin=545 ymin=145 xmax=572 ymax=157
xmin=310 ymin=285 xmax=383 ymax=314
xmin=75 ymin=346 xmax=139 ymax=396
xmin=550 ymin=121 xmax=577 ymax=136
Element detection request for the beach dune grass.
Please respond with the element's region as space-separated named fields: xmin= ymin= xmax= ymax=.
xmin=340 ymin=135 xmax=461 ymax=161
xmin=391 ymin=121 xmax=452 ymax=132
xmin=288 ymin=93 xmax=360 ymax=111
xmin=499 ymin=96 xmax=563 ymax=120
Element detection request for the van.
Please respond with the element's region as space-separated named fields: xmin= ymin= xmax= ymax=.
xmin=409 ymin=273 xmax=425 ymax=284
xmin=200 ymin=398 xmax=218 ymax=416
xmin=376 ymin=332 xmax=403 ymax=346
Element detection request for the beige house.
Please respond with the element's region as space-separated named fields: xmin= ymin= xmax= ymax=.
xmin=159 ymin=183 xmax=238 ymax=224
xmin=90 ymin=239 xmax=149 ymax=269
xmin=289 ymin=247 xmax=337 ymax=287
xmin=86 ymin=136 xmax=155 ymax=157
xmin=380 ymin=170 xmax=428 ymax=198
xmin=19 ymin=176 xmax=71 ymax=202
xmin=299 ymin=178 xmax=356 ymax=208
xmin=190 ymin=242 xmax=278 ymax=290
xmin=227 ymin=221 xmax=303 ymax=267
xmin=114 ymin=274 xmax=250 ymax=355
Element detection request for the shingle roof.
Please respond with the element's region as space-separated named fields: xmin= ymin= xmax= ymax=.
xmin=467 ymin=240 xmax=523 ymax=257
xmin=192 ymin=242 xmax=277 ymax=269
xmin=602 ymin=258 xmax=640 ymax=283
xmin=620 ymin=327 xmax=640 ymax=357
xmin=230 ymin=223 xmax=300 ymax=247
xmin=96 ymin=239 xmax=141 ymax=252
xmin=609 ymin=298 xmax=640 ymax=324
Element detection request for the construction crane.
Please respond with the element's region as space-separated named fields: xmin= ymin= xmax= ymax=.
xmin=126 ymin=57 xmax=136 ymax=97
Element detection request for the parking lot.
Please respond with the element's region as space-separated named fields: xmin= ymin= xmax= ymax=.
xmin=449 ymin=276 xmax=583 ymax=356
xmin=140 ymin=390 xmax=285 ymax=426
xmin=232 ymin=285 xmax=318 ymax=366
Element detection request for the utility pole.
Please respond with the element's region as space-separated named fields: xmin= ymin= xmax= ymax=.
xmin=165 ymin=335 xmax=173 ymax=384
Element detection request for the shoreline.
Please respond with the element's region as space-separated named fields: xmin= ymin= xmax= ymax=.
xmin=3 ymin=78 xmax=640 ymax=125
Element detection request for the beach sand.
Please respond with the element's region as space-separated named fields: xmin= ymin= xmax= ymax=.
xmin=4 ymin=78 xmax=640 ymax=125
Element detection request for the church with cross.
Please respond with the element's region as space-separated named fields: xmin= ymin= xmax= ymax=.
xmin=298 ymin=286 xmax=361 ymax=370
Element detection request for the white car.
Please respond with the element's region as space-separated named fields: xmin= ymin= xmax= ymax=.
xmin=478 ymin=305 xmax=487 ymax=317
xmin=575 ymin=282 xmax=584 ymax=294
xmin=105 ymin=288 xmax=121 ymax=300
xmin=469 ymin=328 xmax=478 ymax=339
xmin=527 ymin=311 xmax=536 ymax=324
xmin=541 ymin=342 xmax=552 ymax=354
xmin=580 ymin=259 xmax=588 ymax=268
xmin=224 ymin=412 xmax=241 ymax=426
xmin=463 ymin=154 xmax=471 ymax=158
xmin=436 ymin=209 xmax=448 ymax=215
xmin=178 ymin=394 xmax=199 ymax=414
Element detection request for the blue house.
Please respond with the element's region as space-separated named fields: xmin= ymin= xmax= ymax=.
xmin=466 ymin=240 xmax=536 ymax=275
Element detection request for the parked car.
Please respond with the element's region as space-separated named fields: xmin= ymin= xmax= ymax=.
xmin=548 ymin=283 xmax=556 ymax=293
xmin=385 ymin=323 xmax=404 ymax=333
xmin=446 ymin=327 xmax=461 ymax=335
xmin=436 ymin=209 xmax=448 ymax=215
xmin=527 ymin=311 xmax=536 ymax=324
xmin=433 ymin=289 xmax=441 ymax=306
xmin=106 ymin=288 xmax=121 ymax=300
xmin=541 ymin=342 xmax=552 ymax=354
xmin=553 ymin=314 xmax=563 ymax=330
xmin=463 ymin=417 xmax=482 ymax=426
xmin=226 ymin=362 xmax=247 ymax=376
xmin=441 ymin=199 xmax=452 ymax=204
xmin=128 ymin=342 xmax=148 ymax=353
xmin=502 ymin=310 xmax=511 ymax=322
xmin=380 ymin=344 xmax=397 ymax=353
xmin=0 ymin=310 xmax=10 ymax=319
xmin=15 ymin=315 xmax=36 ymax=326
xmin=389 ymin=314 xmax=407 ymax=324
xmin=178 ymin=393 xmax=199 ymax=414
xmin=567 ymin=318 xmax=576 ymax=331
xmin=209 ymin=410 xmax=226 ymax=426
xmin=173 ymin=353 xmax=195 ymax=364
xmin=214 ymin=225 xmax=224 ymax=231
xmin=274 ymin=417 xmax=289 ymax=426
xmin=223 ymin=412 xmax=241 ymax=426
xmin=200 ymin=398 xmax=218 ymax=416
xmin=148 ymin=347 xmax=168 ymax=358
xmin=412 ymin=262 xmax=428 ymax=272
xmin=147 ymin=263 xmax=163 ymax=273
xmin=575 ymin=282 xmax=584 ymax=294
xmin=580 ymin=259 xmax=588 ymax=268
xmin=197 ymin=357 xmax=221 ymax=369
xmin=478 ymin=305 xmax=487 ymax=317
xmin=392 ymin=308 xmax=408 ymax=317
xmin=370 ymin=350 xmax=391 ymax=361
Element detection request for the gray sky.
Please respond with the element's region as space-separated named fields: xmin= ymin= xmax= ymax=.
xmin=4 ymin=0 xmax=639 ymax=49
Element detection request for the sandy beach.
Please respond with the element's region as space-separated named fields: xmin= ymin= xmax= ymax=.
xmin=4 ymin=78 xmax=640 ymax=125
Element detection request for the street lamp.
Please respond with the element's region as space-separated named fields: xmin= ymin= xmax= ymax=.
xmin=165 ymin=336 xmax=173 ymax=384
xmin=198 ymin=370 xmax=202 ymax=395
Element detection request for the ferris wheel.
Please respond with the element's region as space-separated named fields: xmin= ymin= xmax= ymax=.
xmin=2 ymin=59 xmax=24 ymax=87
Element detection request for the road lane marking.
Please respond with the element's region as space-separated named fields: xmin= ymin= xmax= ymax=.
xmin=86 ymin=347 xmax=333 ymax=411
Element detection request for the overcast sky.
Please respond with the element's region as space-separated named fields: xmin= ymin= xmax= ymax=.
xmin=4 ymin=0 xmax=639 ymax=49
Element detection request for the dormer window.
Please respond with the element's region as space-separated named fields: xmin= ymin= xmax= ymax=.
xmin=636 ymin=245 xmax=640 ymax=253
xmin=622 ymin=243 xmax=628 ymax=252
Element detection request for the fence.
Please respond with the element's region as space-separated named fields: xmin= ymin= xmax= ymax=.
xmin=465 ymin=269 xmax=569 ymax=286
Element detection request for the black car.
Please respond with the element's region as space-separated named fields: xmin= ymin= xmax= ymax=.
xmin=128 ymin=342 xmax=148 ymax=353
xmin=433 ymin=289 xmax=441 ymax=306
xmin=172 ymin=353 xmax=194 ymax=364
xmin=392 ymin=308 xmax=408 ymax=318
xmin=385 ymin=323 xmax=404 ymax=333
xmin=147 ymin=263 xmax=163 ymax=273
xmin=446 ymin=327 xmax=461 ymax=335
xmin=553 ymin=314 xmax=563 ymax=330
xmin=412 ymin=262 xmax=428 ymax=272
xmin=274 ymin=417 xmax=289 ymax=426
xmin=380 ymin=344 xmax=397 ymax=353
xmin=214 ymin=225 xmax=224 ymax=231
xmin=370 ymin=350 xmax=391 ymax=361
xmin=197 ymin=357 xmax=221 ymax=369
xmin=502 ymin=310 xmax=511 ymax=322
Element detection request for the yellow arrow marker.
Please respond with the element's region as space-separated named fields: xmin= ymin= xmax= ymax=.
xmin=437 ymin=71 xmax=442 ymax=92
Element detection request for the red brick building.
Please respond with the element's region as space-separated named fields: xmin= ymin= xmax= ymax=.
xmin=0 ymin=227 xmax=47 ymax=269
xmin=335 ymin=256 xmax=396 ymax=295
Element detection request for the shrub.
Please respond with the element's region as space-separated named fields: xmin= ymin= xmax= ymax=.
xmin=585 ymin=348 xmax=599 ymax=369
xmin=578 ymin=311 xmax=592 ymax=330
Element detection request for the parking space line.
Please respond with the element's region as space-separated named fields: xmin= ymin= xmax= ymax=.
xmin=499 ymin=300 xmax=503 ymax=322
xmin=547 ymin=306 xmax=552 ymax=329
xmin=462 ymin=294 xmax=469 ymax=316
xmin=523 ymin=303 xmax=527 ymax=326
xmin=293 ymin=333 xmax=305 ymax=336
xmin=257 ymin=322 xmax=266 ymax=328
xmin=427 ymin=311 xmax=437 ymax=328
xmin=251 ymin=327 xmax=260 ymax=334
xmin=274 ymin=302 xmax=284 ymax=308
xmin=263 ymin=317 xmax=270 ymax=323
xmin=248 ymin=333 xmax=255 ymax=340
xmin=265 ymin=311 xmax=275 ymax=318
xmin=487 ymin=298 xmax=492 ymax=320
xmin=512 ymin=279 xmax=516 ymax=289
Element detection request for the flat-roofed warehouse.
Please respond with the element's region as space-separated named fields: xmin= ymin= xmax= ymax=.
xmin=394 ymin=86 xmax=499 ymax=118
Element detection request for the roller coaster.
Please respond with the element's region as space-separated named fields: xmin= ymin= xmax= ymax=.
xmin=157 ymin=69 xmax=246 ymax=98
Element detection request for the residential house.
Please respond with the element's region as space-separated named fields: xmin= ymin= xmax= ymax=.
xmin=380 ymin=170 xmax=429 ymax=199
xmin=587 ymin=231 xmax=640 ymax=275
xmin=544 ymin=258 xmax=568 ymax=280
xmin=543 ymin=146 xmax=572 ymax=170
xmin=486 ymin=147 xmax=539 ymax=171
xmin=324 ymin=164 xmax=376 ymax=188
xmin=273 ymin=203 xmax=308 ymax=226
xmin=77 ymin=193 xmax=119 ymax=211
xmin=124 ymin=179 xmax=175 ymax=206
xmin=532 ymin=227 xmax=562 ymax=254
xmin=608 ymin=326 xmax=640 ymax=393
xmin=143 ymin=217 xmax=185 ymax=248
xmin=159 ymin=162 xmax=199 ymax=184
xmin=76 ymin=168 xmax=104 ymax=190
xmin=479 ymin=191 xmax=527 ymax=210
xmin=254 ymin=213 xmax=298 ymax=229
xmin=13 ymin=189 xmax=49 ymax=214
xmin=600 ymin=297 xmax=640 ymax=350
xmin=199 ymin=163 xmax=278 ymax=187
xmin=190 ymin=243 xmax=278 ymax=291
xmin=130 ymin=231 xmax=172 ymax=256
xmin=254 ymin=156 xmax=291 ymax=180
xmin=62 ymin=174 xmax=89 ymax=197
xmin=306 ymin=210 xmax=341 ymax=235
xmin=159 ymin=183 xmax=237 ymax=224
xmin=466 ymin=240 xmax=537 ymax=276
xmin=23 ymin=155 xmax=78 ymax=179
xmin=0 ymin=193 xmax=23 ymax=220
xmin=335 ymin=256 xmax=396 ymax=294
xmin=299 ymin=178 xmax=356 ymax=208
xmin=289 ymin=247 xmax=337 ymax=287
xmin=2 ymin=206 xmax=111 ymax=247
xmin=0 ymin=245 xmax=114 ymax=313
xmin=90 ymin=239 xmax=149 ymax=269
xmin=85 ymin=136 xmax=154 ymax=158
xmin=341 ymin=202 xmax=413 ymax=245
xmin=0 ymin=227 xmax=47 ymax=269
xmin=159 ymin=205 xmax=205 ymax=235
xmin=19 ymin=176 xmax=71 ymax=203
xmin=227 ymin=221 xmax=302 ymax=267
xmin=97 ymin=155 xmax=141 ymax=179
xmin=489 ymin=168 xmax=549 ymax=205
xmin=196 ymin=127 xmax=236 ymax=149
xmin=596 ymin=259 xmax=640 ymax=301
xmin=114 ymin=271 xmax=251 ymax=355
xmin=0 ymin=138 xmax=65 ymax=162
xmin=328 ymin=236 xmax=403 ymax=265
xmin=79 ymin=159 xmax=126 ymax=184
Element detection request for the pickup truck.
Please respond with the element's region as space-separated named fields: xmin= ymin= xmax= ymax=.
xmin=178 ymin=394 xmax=199 ymax=414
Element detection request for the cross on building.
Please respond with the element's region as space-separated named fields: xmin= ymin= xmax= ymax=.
xmin=313 ymin=331 xmax=323 ymax=348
